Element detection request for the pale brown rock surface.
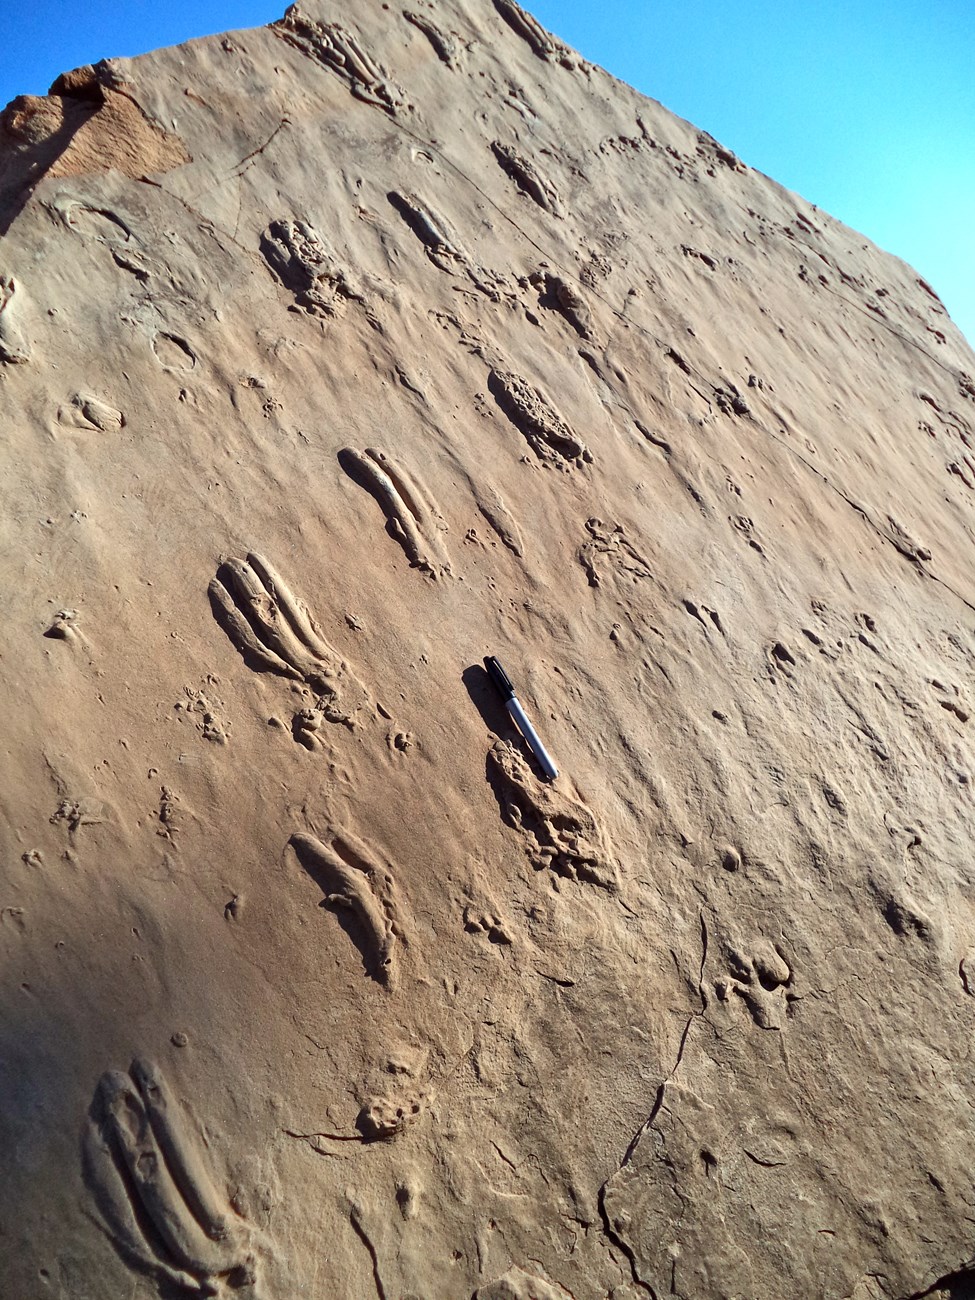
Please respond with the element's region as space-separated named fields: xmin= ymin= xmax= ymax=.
xmin=2 ymin=3 xmax=975 ymax=1297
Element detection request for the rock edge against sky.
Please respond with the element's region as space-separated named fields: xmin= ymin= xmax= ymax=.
xmin=2 ymin=2 xmax=975 ymax=1297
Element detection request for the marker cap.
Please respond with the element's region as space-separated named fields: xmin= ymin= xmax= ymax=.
xmin=484 ymin=655 xmax=516 ymax=701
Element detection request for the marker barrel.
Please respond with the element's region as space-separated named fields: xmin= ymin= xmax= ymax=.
xmin=506 ymin=697 xmax=559 ymax=781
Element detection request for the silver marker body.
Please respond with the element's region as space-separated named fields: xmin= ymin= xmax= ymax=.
xmin=484 ymin=655 xmax=559 ymax=781
xmin=506 ymin=695 xmax=559 ymax=781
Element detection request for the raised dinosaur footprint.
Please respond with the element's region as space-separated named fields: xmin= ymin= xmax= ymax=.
xmin=339 ymin=446 xmax=453 ymax=578
xmin=487 ymin=367 xmax=592 ymax=469
xmin=82 ymin=1058 xmax=270 ymax=1295
xmin=259 ymin=218 xmax=366 ymax=320
xmin=488 ymin=738 xmax=618 ymax=891
xmin=290 ymin=826 xmax=405 ymax=988
xmin=272 ymin=11 xmax=408 ymax=114
xmin=209 ymin=551 xmax=372 ymax=743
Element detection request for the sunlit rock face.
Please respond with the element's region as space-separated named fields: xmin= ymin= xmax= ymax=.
xmin=2 ymin=3 xmax=975 ymax=1297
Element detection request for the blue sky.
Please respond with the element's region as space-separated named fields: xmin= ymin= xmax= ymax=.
xmin=2 ymin=0 xmax=972 ymax=347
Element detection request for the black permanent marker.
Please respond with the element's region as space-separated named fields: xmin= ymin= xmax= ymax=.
xmin=484 ymin=655 xmax=559 ymax=781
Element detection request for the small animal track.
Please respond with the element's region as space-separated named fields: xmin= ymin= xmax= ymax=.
xmin=488 ymin=368 xmax=592 ymax=468
xmin=463 ymin=901 xmax=513 ymax=945
xmin=682 ymin=599 xmax=725 ymax=636
xmin=713 ymin=383 xmax=750 ymax=417
xmin=918 ymin=390 xmax=973 ymax=446
xmin=918 ymin=392 xmax=975 ymax=493
xmin=929 ymin=677 xmax=970 ymax=723
xmin=579 ymin=517 xmax=652 ymax=589
xmin=43 ymin=755 xmax=117 ymax=838
xmin=112 ymin=246 xmax=152 ymax=281
xmin=802 ymin=601 xmax=885 ymax=663
xmin=766 ymin=639 xmax=797 ymax=678
xmin=947 ymin=457 xmax=975 ymax=491
xmin=681 ymin=244 xmax=718 ymax=271
xmin=388 ymin=190 xmax=467 ymax=270
xmin=356 ymin=1095 xmax=422 ymax=1140
xmin=492 ymin=0 xmax=573 ymax=66
xmin=488 ymin=739 xmax=617 ymax=891
xmin=696 ymin=129 xmax=746 ymax=173
xmin=209 ymin=552 xmax=370 ymax=732
xmin=821 ymin=780 xmax=847 ymax=817
xmin=386 ymin=728 xmax=417 ymax=756
xmin=82 ymin=1058 xmax=264 ymax=1295
xmin=491 ymin=141 xmax=563 ymax=216
xmin=665 ymin=347 xmax=693 ymax=376
xmin=882 ymin=515 xmax=931 ymax=564
xmin=475 ymin=1264 xmax=573 ymax=1299
xmin=44 ymin=608 xmax=82 ymax=641
xmin=50 ymin=795 xmax=114 ymax=834
xmin=56 ymin=393 xmax=125 ymax=431
xmin=730 ymin=512 xmax=764 ymax=555
xmin=663 ymin=347 xmax=751 ymax=422
xmin=0 ymin=275 xmax=30 ymax=364
xmin=874 ymin=884 xmax=936 ymax=945
xmin=339 ymin=446 xmax=452 ymax=578
xmin=471 ymin=482 xmax=524 ymax=555
xmin=714 ymin=941 xmax=794 ymax=1029
xmin=273 ymin=12 xmax=408 ymax=114
xmin=175 ymin=678 xmax=230 ymax=745
xmin=152 ymin=332 xmax=196 ymax=371
xmin=50 ymin=196 xmax=133 ymax=245
xmin=290 ymin=828 xmax=404 ymax=987
xmin=403 ymin=9 xmax=461 ymax=67
xmin=157 ymin=785 xmax=183 ymax=843
xmin=259 ymin=219 xmax=364 ymax=318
